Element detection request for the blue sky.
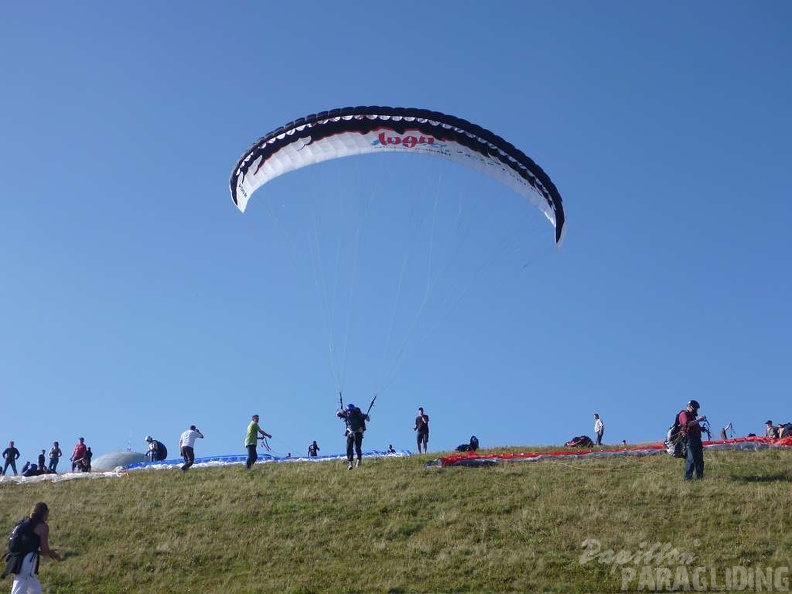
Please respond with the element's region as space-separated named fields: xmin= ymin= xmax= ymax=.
xmin=1 ymin=2 xmax=789 ymax=464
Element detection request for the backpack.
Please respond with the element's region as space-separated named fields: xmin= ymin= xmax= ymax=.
xmin=455 ymin=436 xmax=480 ymax=453
xmin=664 ymin=411 xmax=686 ymax=458
xmin=7 ymin=519 xmax=37 ymax=555
xmin=154 ymin=441 xmax=168 ymax=461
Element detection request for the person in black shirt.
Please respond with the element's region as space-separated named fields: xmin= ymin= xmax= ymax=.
xmin=414 ymin=407 xmax=430 ymax=454
xmin=2 ymin=441 xmax=21 ymax=475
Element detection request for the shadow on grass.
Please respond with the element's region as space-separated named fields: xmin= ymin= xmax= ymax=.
xmin=730 ymin=473 xmax=791 ymax=483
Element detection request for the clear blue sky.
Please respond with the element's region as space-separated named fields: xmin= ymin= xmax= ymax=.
xmin=1 ymin=2 xmax=789 ymax=463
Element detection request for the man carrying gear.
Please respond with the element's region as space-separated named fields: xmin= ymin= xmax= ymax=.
xmin=337 ymin=403 xmax=370 ymax=470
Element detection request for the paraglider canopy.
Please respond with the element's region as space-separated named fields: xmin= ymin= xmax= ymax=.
xmin=229 ymin=106 xmax=565 ymax=245
xmin=227 ymin=106 xmax=569 ymax=409
xmin=91 ymin=451 xmax=146 ymax=472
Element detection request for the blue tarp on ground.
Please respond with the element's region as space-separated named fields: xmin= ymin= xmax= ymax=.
xmin=124 ymin=449 xmax=412 ymax=470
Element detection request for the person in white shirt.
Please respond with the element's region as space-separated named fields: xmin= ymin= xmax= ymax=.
xmin=593 ymin=413 xmax=604 ymax=446
xmin=178 ymin=425 xmax=204 ymax=471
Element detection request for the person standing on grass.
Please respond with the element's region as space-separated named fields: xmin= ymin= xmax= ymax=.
xmin=2 ymin=441 xmax=20 ymax=476
xmin=178 ymin=425 xmax=203 ymax=472
xmin=594 ymin=413 xmax=604 ymax=446
xmin=244 ymin=414 xmax=272 ymax=470
xmin=414 ymin=407 xmax=430 ymax=454
xmin=80 ymin=447 xmax=93 ymax=473
xmin=47 ymin=442 xmax=62 ymax=474
xmin=679 ymin=400 xmax=706 ymax=480
xmin=1 ymin=501 xmax=62 ymax=591
xmin=69 ymin=437 xmax=87 ymax=472
xmin=307 ymin=440 xmax=320 ymax=457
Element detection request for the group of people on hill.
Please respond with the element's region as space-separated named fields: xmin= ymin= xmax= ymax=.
xmin=302 ymin=405 xmax=428 ymax=464
xmin=299 ymin=405 xmax=428 ymax=470
xmin=764 ymin=420 xmax=792 ymax=439
xmin=3 ymin=404 xmax=422 ymax=482
xmin=141 ymin=406 xmax=428 ymax=476
xmin=334 ymin=403 xmax=431 ymax=470
xmin=144 ymin=425 xmax=205 ymax=472
xmin=1 ymin=438 xmax=92 ymax=477
xmin=4 ymin=404 xmax=433 ymax=480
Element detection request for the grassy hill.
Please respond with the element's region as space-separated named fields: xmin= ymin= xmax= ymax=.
xmin=1 ymin=447 xmax=790 ymax=593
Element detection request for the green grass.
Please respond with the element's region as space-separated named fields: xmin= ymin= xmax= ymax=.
xmin=1 ymin=447 xmax=790 ymax=593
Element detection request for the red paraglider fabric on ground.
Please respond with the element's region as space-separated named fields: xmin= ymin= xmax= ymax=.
xmin=436 ymin=436 xmax=785 ymax=467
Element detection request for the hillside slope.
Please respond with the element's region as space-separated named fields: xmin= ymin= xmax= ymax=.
xmin=1 ymin=447 xmax=790 ymax=593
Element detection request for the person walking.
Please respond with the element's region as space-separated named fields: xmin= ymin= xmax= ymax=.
xmin=178 ymin=425 xmax=204 ymax=472
xmin=594 ymin=413 xmax=605 ymax=446
xmin=244 ymin=414 xmax=272 ymax=470
xmin=1 ymin=501 xmax=62 ymax=591
xmin=414 ymin=407 xmax=430 ymax=454
xmin=47 ymin=442 xmax=62 ymax=474
xmin=678 ymin=400 xmax=706 ymax=480
xmin=337 ymin=403 xmax=370 ymax=470
xmin=2 ymin=441 xmax=20 ymax=476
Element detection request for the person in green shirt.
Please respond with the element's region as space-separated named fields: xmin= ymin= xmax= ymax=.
xmin=245 ymin=414 xmax=272 ymax=470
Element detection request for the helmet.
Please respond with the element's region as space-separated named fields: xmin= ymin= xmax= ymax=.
xmin=144 ymin=435 xmax=153 ymax=442
xmin=346 ymin=403 xmax=356 ymax=411
xmin=687 ymin=400 xmax=700 ymax=410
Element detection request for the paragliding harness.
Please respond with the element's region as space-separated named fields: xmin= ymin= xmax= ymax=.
xmin=338 ymin=392 xmax=375 ymax=436
xmin=665 ymin=411 xmax=687 ymax=458
xmin=564 ymin=435 xmax=594 ymax=448
xmin=455 ymin=435 xmax=479 ymax=452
